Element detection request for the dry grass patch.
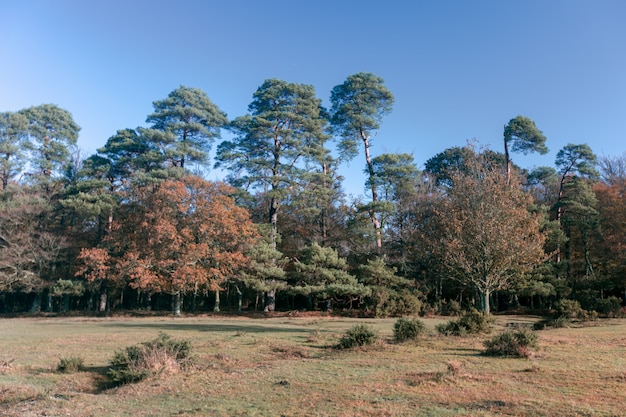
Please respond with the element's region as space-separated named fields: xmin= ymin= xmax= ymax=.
xmin=0 ymin=315 xmax=624 ymax=416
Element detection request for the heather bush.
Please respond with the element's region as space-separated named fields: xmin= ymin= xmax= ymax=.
xmin=56 ymin=356 xmax=85 ymax=373
xmin=483 ymin=328 xmax=538 ymax=358
xmin=393 ymin=317 xmax=427 ymax=343
xmin=337 ymin=324 xmax=378 ymax=349
xmin=107 ymin=332 xmax=193 ymax=385
xmin=436 ymin=309 xmax=493 ymax=336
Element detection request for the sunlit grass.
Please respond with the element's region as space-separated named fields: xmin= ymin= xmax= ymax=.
xmin=0 ymin=314 xmax=624 ymax=416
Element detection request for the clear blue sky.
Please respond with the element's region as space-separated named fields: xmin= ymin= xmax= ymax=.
xmin=1 ymin=0 xmax=625 ymax=196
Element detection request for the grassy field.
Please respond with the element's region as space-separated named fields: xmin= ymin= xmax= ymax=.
xmin=0 ymin=313 xmax=624 ymax=417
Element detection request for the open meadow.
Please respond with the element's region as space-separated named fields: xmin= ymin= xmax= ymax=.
xmin=0 ymin=313 xmax=625 ymax=417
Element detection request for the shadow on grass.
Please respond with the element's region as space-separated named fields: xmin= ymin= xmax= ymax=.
xmin=100 ymin=322 xmax=312 ymax=334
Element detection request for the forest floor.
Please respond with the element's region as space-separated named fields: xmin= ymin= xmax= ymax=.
xmin=0 ymin=312 xmax=624 ymax=416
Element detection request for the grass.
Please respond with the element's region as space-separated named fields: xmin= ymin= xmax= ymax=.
xmin=0 ymin=313 xmax=624 ymax=416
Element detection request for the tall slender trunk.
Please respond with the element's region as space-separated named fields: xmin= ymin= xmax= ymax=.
xmin=504 ymin=137 xmax=511 ymax=185
xmin=362 ymin=131 xmax=382 ymax=254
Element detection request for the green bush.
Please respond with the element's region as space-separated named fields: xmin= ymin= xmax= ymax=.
xmin=107 ymin=332 xmax=193 ymax=385
xmin=437 ymin=299 xmax=462 ymax=316
xmin=483 ymin=328 xmax=538 ymax=358
xmin=436 ymin=309 xmax=493 ymax=336
xmin=594 ymin=296 xmax=623 ymax=316
xmin=393 ymin=317 xmax=427 ymax=343
xmin=555 ymin=299 xmax=598 ymax=321
xmin=337 ymin=324 xmax=378 ymax=349
xmin=57 ymin=356 xmax=85 ymax=373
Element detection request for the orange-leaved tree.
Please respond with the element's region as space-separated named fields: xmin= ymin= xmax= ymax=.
xmin=77 ymin=175 xmax=258 ymax=315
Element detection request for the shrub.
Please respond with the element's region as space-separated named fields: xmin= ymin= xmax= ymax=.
xmin=438 ymin=299 xmax=462 ymax=316
xmin=107 ymin=332 xmax=193 ymax=385
xmin=56 ymin=356 xmax=85 ymax=373
xmin=337 ymin=324 xmax=378 ymax=349
xmin=393 ymin=318 xmax=427 ymax=343
xmin=483 ymin=328 xmax=538 ymax=358
xmin=594 ymin=296 xmax=623 ymax=316
xmin=369 ymin=289 xmax=422 ymax=317
xmin=436 ymin=309 xmax=493 ymax=336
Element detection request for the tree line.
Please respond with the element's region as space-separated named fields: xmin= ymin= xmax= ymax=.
xmin=1 ymin=73 xmax=625 ymax=316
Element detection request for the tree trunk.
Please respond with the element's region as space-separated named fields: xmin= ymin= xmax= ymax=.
xmin=235 ymin=285 xmax=243 ymax=312
xmin=481 ymin=288 xmax=491 ymax=314
xmin=30 ymin=292 xmax=42 ymax=313
xmin=504 ymin=137 xmax=511 ymax=185
xmin=213 ymin=289 xmax=220 ymax=312
xmin=172 ymin=292 xmax=182 ymax=316
xmin=264 ymin=290 xmax=276 ymax=312
xmin=99 ymin=280 xmax=108 ymax=313
xmin=361 ymin=132 xmax=383 ymax=254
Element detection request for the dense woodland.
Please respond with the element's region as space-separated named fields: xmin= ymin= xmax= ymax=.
xmin=1 ymin=73 xmax=625 ymax=317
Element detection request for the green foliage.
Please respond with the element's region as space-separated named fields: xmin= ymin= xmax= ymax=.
xmin=330 ymin=72 xmax=394 ymax=154
xmin=435 ymin=299 xmax=462 ymax=316
xmin=503 ymin=116 xmax=548 ymax=155
xmin=359 ymin=258 xmax=422 ymax=317
xmin=107 ymin=333 xmax=193 ymax=385
xmin=573 ymin=290 xmax=623 ymax=316
xmin=555 ymin=299 xmax=588 ymax=320
xmin=337 ymin=324 xmax=378 ymax=349
xmin=56 ymin=356 xmax=85 ymax=373
xmin=393 ymin=317 xmax=427 ymax=343
xmin=483 ymin=328 xmax=538 ymax=358
xmin=436 ymin=309 xmax=493 ymax=336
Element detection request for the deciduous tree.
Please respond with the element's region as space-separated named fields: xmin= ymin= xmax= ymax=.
xmin=77 ymin=176 xmax=257 ymax=315
xmin=425 ymin=147 xmax=546 ymax=313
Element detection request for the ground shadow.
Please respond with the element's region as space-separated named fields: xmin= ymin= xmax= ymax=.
xmin=101 ymin=322 xmax=312 ymax=334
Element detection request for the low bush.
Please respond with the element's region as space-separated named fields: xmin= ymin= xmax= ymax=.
xmin=107 ymin=332 xmax=193 ymax=385
xmin=436 ymin=309 xmax=493 ymax=336
xmin=56 ymin=356 xmax=85 ymax=373
xmin=337 ymin=324 xmax=378 ymax=349
xmin=483 ymin=328 xmax=538 ymax=358
xmin=393 ymin=317 xmax=427 ymax=343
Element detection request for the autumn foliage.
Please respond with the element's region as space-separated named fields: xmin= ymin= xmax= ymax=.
xmin=77 ymin=176 xmax=258 ymax=313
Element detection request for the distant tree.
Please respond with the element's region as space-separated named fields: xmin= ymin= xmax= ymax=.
xmin=330 ymin=72 xmax=394 ymax=253
xmin=598 ymin=152 xmax=626 ymax=186
xmin=560 ymin=177 xmax=599 ymax=279
xmin=215 ymin=79 xmax=328 ymax=311
xmin=145 ymin=86 xmax=228 ymax=169
xmin=19 ymin=104 xmax=80 ymax=186
xmin=0 ymin=186 xmax=67 ymax=310
xmin=526 ymin=166 xmax=559 ymax=206
xmin=424 ymin=148 xmax=546 ymax=313
xmin=553 ymin=144 xmax=598 ymax=264
xmin=367 ymin=153 xmax=420 ymax=258
xmin=593 ymin=180 xmax=626 ymax=300
xmin=503 ymin=116 xmax=548 ymax=182
xmin=424 ymin=145 xmax=507 ymax=188
xmin=0 ymin=111 xmax=29 ymax=189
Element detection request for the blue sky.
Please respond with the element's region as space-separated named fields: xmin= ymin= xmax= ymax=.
xmin=1 ymin=0 xmax=625 ymax=197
